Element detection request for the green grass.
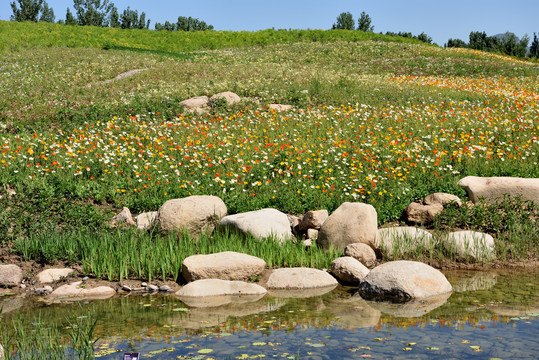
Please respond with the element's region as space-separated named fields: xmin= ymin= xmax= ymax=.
xmin=0 ymin=21 xmax=426 ymax=53
xmin=0 ymin=311 xmax=98 ymax=360
xmin=0 ymin=22 xmax=538 ymax=276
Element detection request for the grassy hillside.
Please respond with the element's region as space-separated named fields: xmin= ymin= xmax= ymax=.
xmin=0 ymin=20 xmax=425 ymax=52
xmin=0 ymin=22 xmax=538 ymax=277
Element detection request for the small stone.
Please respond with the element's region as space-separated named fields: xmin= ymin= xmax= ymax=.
xmin=299 ymin=210 xmax=329 ymax=231
xmin=121 ymin=285 xmax=132 ymax=292
xmin=344 ymin=243 xmax=377 ymax=268
xmin=82 ymin=276 xmax=89 ymax=281
xmin=20 ymin=284 xmax=26 ymax=289
xmin=159 ymin=285 xmax=172 ymax=292
xmin=146 ymin=285 xmax=158 ymax=292
xmin=303 ymin=239 xmax=312 ymax=247
xmin=44 ymin=285 xmax=53 ymax=293
xmin=307 ymin=228 xmax=319 ymax=240
xmin=0 ymin=264 xmax=23 ymax=286
xmin=111 ymin=207 xmax=135 ymax=227
xmin=141 ymin=282 xmax=148 ymax=287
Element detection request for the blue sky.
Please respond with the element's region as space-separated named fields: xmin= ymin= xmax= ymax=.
xmin=3 ymin=0 xmax=538 ymax=45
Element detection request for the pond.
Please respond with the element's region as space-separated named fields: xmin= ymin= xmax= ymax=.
xmin=1 ymin=269 xmax=538 ymax=359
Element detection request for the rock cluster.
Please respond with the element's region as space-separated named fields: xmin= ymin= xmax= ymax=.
xmin=3 ymin=176 xmax=533 ymax=309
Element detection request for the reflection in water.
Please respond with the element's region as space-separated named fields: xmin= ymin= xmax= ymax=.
xmin=0 ymin=270 xmax=538 ymax=359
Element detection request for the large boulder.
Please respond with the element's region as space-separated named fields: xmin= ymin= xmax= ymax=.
xmin=175 ymin=279 xmax=267 ymax=307
xmin=182 ymin=251 xmax=266 ymax=282
xmin=329 ymin=257 xmax=370 ymax=284
xmin=344 ymin=243 xmax=377 ymax=268
xmin=49 ymin=281 xmax=116 ymax=300
xmin=0 ymin=264 xmax=23 ymax=286
xmin=157 ymin=195 xmax=227 ymax=236
xmin=458 ymin=176 xmax=539 ymax=205
xmin=36 ymin=268 xmax=74 ymax=284
xmin=209 ymin=91 xmax=241 ymax=106
xmin=261 ymin=267 xmax=338 ymax=293
xmin=376 ymin=227 xmax=435 ymax=257
xmin=358 ymin=260 xmax=452 ymax=301
xmin=218 ymin=208 xmax=293 ymax=243
xmin=317 ymin=202 xmax=377 ymax=251
xmin=440 ymin=230 xmax=495 ymax=261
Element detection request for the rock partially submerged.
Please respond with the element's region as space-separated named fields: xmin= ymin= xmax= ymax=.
xmin=261 ymin=267 xmax=338 ymax=298
xmin=358 ymin=261 xmax=452 ymax=301
xmin=175 ymin=279 xmax=267 ymax=307
xmin=49 ymin=281 xmax=116 ymax=300
xmin=181 ymin=251 xmax=266 ymax=282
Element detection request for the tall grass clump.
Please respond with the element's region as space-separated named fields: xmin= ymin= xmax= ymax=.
xmin=15 ymin=228 xmax=340 ymax=281
xmin=0 ymin=311 xmax=97 ymax=360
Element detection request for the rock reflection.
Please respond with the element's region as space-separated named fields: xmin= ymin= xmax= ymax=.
xmin=325 ymin=293 xmax=380 ymax=328
xmin=365 ymin=292 xmax=451 ymax=318
xmin=448 ymin=271 xmax=498 ymax=292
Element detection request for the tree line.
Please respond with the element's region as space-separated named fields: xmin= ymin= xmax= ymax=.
xmin=332 ymin=11 xmax=432 ymax=44
xmin=9 ymin=0 xmax=214 ymax=31
xmin=447 ymin=31 xmax=538 ymax=59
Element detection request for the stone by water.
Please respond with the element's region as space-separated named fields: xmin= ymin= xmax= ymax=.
xmin=1 ymin=270 xmax=538 ymax=359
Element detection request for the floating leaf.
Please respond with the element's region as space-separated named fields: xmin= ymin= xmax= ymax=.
xmin=402 ymin=347 xmax=413 ymax=351
xmin=172 ymin=308 xmax=190 ymax=312
xmin=461 ymin=340 xmax=470 ymax=344
xmin=407 ymin=342 xmax=417 ymax=346
xmin=198 ymin=349 xmax=213 ymax=354
xmin=252 ymin=342 xmax=267 ymax=346
xmin=426 ymin=347 xmax=440 ymax=350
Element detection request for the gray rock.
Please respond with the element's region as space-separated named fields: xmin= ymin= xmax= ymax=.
xmin=0 ymin=264 xmax=23 ymax=286
xmin=344 ymin=243 xmax=377 ymax=268
xmin=318 ymin=202 xmax=378 ymax=251
xmin=36 ymin=268 xmax=74 ymax=284
xmin=329 ymin=257 xmax=370 ymax=284
xmin=441 ymin=230 xmax=495 ymax=261
xmin=135 ymin=211 xmax=158 ymax=230
xmin=49 ymin=281 xmax=116 ymax=300
xmin=299 ymin=210 xmax=328 ymax=231
xmin=306 ymin=228 xmax=319 ymax=240
xmin=268 ymin=104 xmax=294 ymax=111
xmin=261 ymin=267 xmax=338 ymax=290
xmin=182 ymin=251 xmax=266 ymax=282
xmin=111 ymin=207 xmax=135 ymax=226
xmin=358 ymin=260 xmax=452 ymax=301
xmin=209 ymin=91 xmax=241 ymax=106
xmin=458 ymin=176 xmax=539 ymax=205
xmin=141 ymin=282 xmax=148 ymax=287
xmin=375 ymin=227 xmax=435 ymax=257
xmin=175 ymin=279 xmax=267 ymax=307
xmin=218 ymin=208 xmax=293 ymax=243
xmin=146 ymin=285 xmax=158 ymax=292
xmin=159 ymin=285 xmax=173 ymax=292
xmin=180 ymin=96 xmax=209 ymax=113
xmin=82 ymin=276 xmax=89 ymax=281
xmin=402 ymin=202 xmax=443 ymax=225
xmin=424 ymin=192 xmax=462 ymax=207
xmin=121 ymin=284 xmax=132 ymax=292
xmin=157 ymin=195 xmax=227 ymax=236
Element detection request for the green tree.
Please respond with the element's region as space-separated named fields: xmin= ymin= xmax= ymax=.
xmin=357 ymin=11 xmax=374 ymax=32
xmin=332 ymin=12 xmax=354 ymax=30
xmin=65 ymin=7 xmax=77 ymax=25
xmin=446 ymin=38 xmax=467 ymax=48
xmin=109 ymin=6 xmax=120 ymax=28
xmin=529 ymin=33 xmax=539 ymax=58
xmin=417 ymin=32 xmax=432 ymax=44
xmin=72 ymin=0 xmax=114 ymax=27
xmin=176 ymin=16 xmax=213 ymax=31
xmin=39 ymin=1 xmax=55 ymax=22
xmin=10 ymin=0 xmax=43 ymax=22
